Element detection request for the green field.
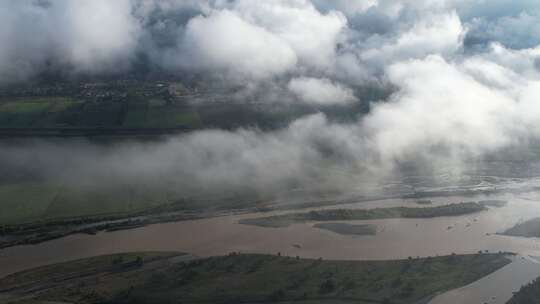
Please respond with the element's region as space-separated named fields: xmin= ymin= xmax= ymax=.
xmin=0 ymin=182 xmax=177 ymax=225
xmin=0 ymin=97 xmax=80 ymax=127
xmin=0 ymin=252 xmax=512 ymax=304
xmin=0 ymin=96 xmax=202 ymax=129
xmin=0 ymin=183 xmax=63 ymax=224
xmin=0 ymin=180 xmax=264 ymax=226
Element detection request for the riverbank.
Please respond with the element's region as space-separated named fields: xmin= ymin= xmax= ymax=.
xmin=0 ymin=193 xmax=505 ymax=250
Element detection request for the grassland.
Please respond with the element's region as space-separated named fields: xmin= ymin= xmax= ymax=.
xmin=0 ymin=179 xmax=269 ymax=227
xmin=239 ymin=202 xmax=488 ymax=228
xmin=0 ymin=252 xmax=512 ymax=304
xmin=0 ymin=182 xmax=63 ymax=224
xmin=0 ymin=180 xmax=271 ymax=249
xmin=0 ymin=182 xmax=177 ymax=225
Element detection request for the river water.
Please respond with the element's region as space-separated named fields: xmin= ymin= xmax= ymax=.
xmin=2 ymin=193 xmax=540 ymax=303
xmin=430 ymin=255 xmax=540 ymax=304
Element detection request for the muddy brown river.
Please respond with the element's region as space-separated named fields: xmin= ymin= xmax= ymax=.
xmin=2 ymin=193 xmax=540 ymax=303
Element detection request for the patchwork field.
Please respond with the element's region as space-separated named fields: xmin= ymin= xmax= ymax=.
xmin=0 ymin=96 xmax=203 ymax=130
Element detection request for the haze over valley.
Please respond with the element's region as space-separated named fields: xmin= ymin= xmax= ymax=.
xmin=4 ymin=1 xmax=540 ymax=304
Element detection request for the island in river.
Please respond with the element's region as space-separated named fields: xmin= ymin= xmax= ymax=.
xmin=501 ymin=217 xmax=540 ymax=238
xmin=239 ymin=202 xmax=493 ymax=228
xmin=0 ymin=251 xmax=512 ymax=304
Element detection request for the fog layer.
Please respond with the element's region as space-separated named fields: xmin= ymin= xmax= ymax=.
xmin=3 ymin=1 xmax=540 ymax=201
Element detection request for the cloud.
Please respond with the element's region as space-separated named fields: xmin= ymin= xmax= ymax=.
xmin=0 ymin=114 xmax=376 ymax=198
xmin=5 ymin=0 xmax=540 ymax=200
xmin=4 ymin=48 xmax=540 ymax=199
xmin=311 ymin=0 xmax=378 ymax=16
xmin=0 ymin=0 xmax=351 ymax=84
xmin=465 ymin=11 xmax=540 ymax=50
xmin=359 ymin=11 xmax=466 ymax=67
xmin=479 ymin=43 xmax=540 ymax=78
xmin=0 ymin=0 xmax=140 ymax=83
xmin=288 ymin=77 xmax=356 ymax=105
xmin=175 ymin=0 xmax=347 ymax=80
xmin=61 ymin=0 xmax=141 ymax=73
xmin=179 ymin=9 xmax=297 ymax=79
xmin=364 ymin=55 xmax=516 ymax=162
xmin=225 ymin=0 xmax=347 ymax=69
xmin=2 ymin=0 xmax=540 ymax=87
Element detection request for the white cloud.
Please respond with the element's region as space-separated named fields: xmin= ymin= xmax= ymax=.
xmin=312 ymin=0 xmax=378 ymax=16
xmin=360 ymin=11 xmax=465 ymax=65
xmin=0 ymin=0 xmax=140 ymax=82
xmin=363 ymin=54 xmax=540 ymax=163
xmin=180 ymin=9 xmax=297 ymax=79
xmin=10 ymin=0 xmax=540 ymax=196
xmin=224 ymin=0 xmax=347 ymax=69
xmin=62 ymin=0 xmax=141 ymax=73
xmin=288 ymin=77 xmax=356 ymax=105
xmin=479 ymin=43 xmax=540 ymax=78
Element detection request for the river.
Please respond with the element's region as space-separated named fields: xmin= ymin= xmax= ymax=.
xmin=2 ymin=193 xmax=540 ymax=303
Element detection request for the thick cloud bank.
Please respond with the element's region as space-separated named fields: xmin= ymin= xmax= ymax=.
xmin=1 ymin=1 xmax=539 ymax=88
xmin=3 ymin=1 xmax=540 ymax=199
xmin=0 ymin=0 xmax=140 ymax=83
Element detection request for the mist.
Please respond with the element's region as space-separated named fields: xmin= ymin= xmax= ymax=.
xmin=3 ymin=0 xmax=540 ymax=204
